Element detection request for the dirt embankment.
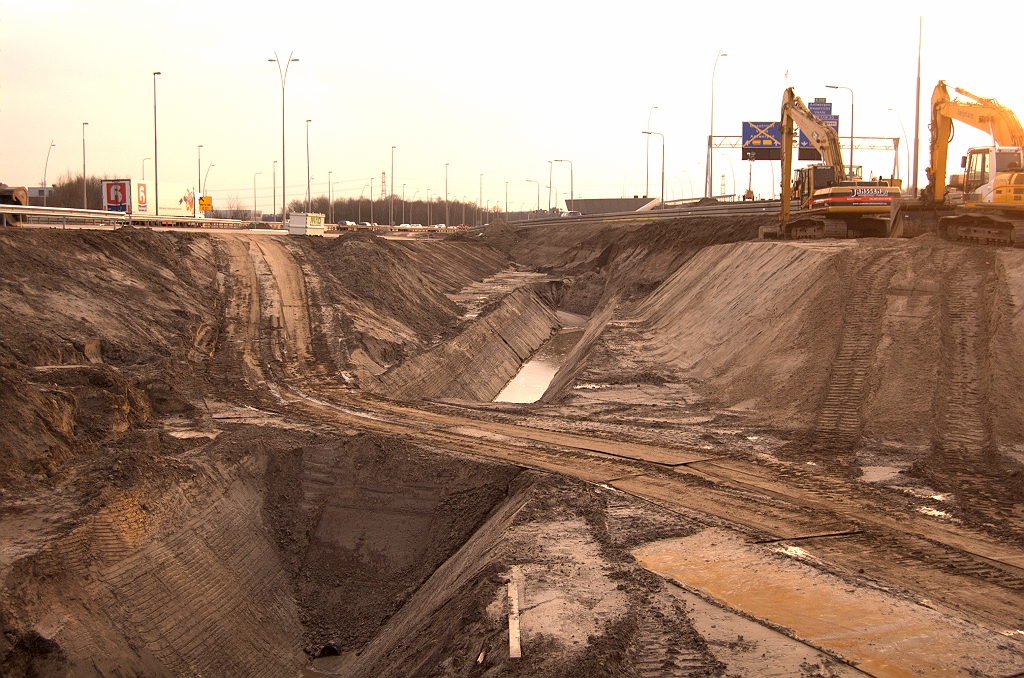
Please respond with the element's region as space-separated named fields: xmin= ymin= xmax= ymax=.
xmin=366 ymin=286 xmax=561 ymax=402
xmin=0 ymin=228 xmax=219 ymax=484
xmin=503 ymin=215 xmax=771 ymax=315
xmin=282 ymin=233 xmax=511 ymax=383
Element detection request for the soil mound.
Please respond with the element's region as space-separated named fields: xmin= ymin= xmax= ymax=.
xmin=512 ymin=214 xmax=771 ymax=315
xmin=296 ymin=232 xmax=461 ymax=341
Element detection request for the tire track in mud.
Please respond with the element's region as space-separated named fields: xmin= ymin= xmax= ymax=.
xmin=933 ymin=251 xmax=1006 ymax=522
xmin=630 ymin=605 xmax=721 ymax=677
xmin=941 ymin=264 xmax=990 ymax=450
xmin=814 ymin=253 xmax=898 ymax=449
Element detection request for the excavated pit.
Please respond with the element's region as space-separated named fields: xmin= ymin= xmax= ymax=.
xmin=6 ymin=215 xmax=1024 ymax=676
xmin=0 ymin=425 xmax=525 ymax=676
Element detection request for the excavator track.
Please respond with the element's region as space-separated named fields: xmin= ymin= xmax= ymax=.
xmin=814 ymin=253 xmax=898 ymax=448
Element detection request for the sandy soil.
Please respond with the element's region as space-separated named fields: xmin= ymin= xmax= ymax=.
xmin=3 ymin=219 xmax=1024 ymax=676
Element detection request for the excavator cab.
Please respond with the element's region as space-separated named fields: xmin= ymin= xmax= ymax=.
xmin=962 ymin=147 xmax=1023 ymax=203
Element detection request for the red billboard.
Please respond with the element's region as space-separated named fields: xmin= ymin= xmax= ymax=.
xmin=102 ymin=180 xmax=131 ymax=212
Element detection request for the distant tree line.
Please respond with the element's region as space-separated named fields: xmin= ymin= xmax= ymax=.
xmin=285 ymin=195 xmax=513 ymax=226
xmin=47 ymin=172 xmax=105 ymax=210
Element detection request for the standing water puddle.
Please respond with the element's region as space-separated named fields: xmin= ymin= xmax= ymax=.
xmin=495 ymin=315 xmax=585 ymax=403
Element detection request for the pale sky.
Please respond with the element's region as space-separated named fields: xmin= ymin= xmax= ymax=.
xmin=2 ymin=1 xmax=1022 ymax=213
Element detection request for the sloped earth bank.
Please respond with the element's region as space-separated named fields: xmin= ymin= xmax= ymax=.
xmin=3 ymin=219 xmax=1024 ymax=675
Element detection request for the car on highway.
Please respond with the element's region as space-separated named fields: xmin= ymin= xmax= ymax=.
xmin=562 ymin=211 xmax=582 ymax=217
xmin=358 ymin=221 xmax=371 ymax=227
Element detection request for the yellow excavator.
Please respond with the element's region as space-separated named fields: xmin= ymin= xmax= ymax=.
xmin=764 ymin=87 xmax=902 ymax=239
xmin=891 ymin=81 xmax=1024 ymax=244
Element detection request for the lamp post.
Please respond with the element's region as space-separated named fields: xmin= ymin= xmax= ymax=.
xmin=402 ymin=184 xmax=406 ymax=223
xmin=328 ymin=170 xmax=333 ymax=223
xmin=305 ymin=119 xmax=312 ymax=213
xmin=272 ymin=160 xmax=278 ymax=220
xmin=332 ymin=181 xmax=339 ymax=223
xmin=253 ymin=172 xmax=261 ymax=223
xmin=269 ymin=51 xmax=299 ymax=222
xmin=445 ymin=163 xmax=449 ymax=226
xmin=547 ymin=160 xmax=553 ymax=212
xmin=390 ymin=146 xmax=396 ymax=225
xmin=526 ymin=179 xmax=540 ymax=211
xmin=645 ymin=104 xmax=657 ymax=197
xmin=707 ymin=49 xmax=728 ymax=198
xmin=426 ymin=188 xmax=430 ymax=226
xmin=826 ymin=84 xmax=854 ymax=174
xmin=479 ymin=174 xmax=483 ymax=225
xmin=203 ymin=163 xmax=214 ymax=198
xmin=42 ymin=141 xmax=55 ymax=207
xmin=642 ymin=131 xmax=664 ymax=206
xmin=504 ymin=181 xmax=508 ymax=220
xmin=359 ymin=182 xmax=368 ymax=222
xmin=888 ymin=108 xmax=910 ymax=185
xmin=142 ymin=157 xmax=151 ymax=181
xmin=554 ymin=159 xmax=573 ymax=211
xmin=680 ymin=170 xmax=693 ymax=199
xmin=370 ymin=178 xmax=374 ymax=225
xmin=81 ymin=122 xmax=88 ymax=209
xmin=721 ymin=153 xmax=735 ymax=198
xmin=196 ymin=145 xmax=202 ymax=217
xmin=153 ymin=70 xmax=161 ymax=216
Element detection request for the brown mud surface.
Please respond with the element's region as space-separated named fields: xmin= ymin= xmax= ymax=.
xmin=3 ymin=217 xmax=1024 ymax=676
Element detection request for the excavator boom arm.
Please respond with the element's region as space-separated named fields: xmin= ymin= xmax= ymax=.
xmin=780 ymin=87 xmax=846 ymax=224
xmin=925 ymin=81 xmax=1024 ymax=204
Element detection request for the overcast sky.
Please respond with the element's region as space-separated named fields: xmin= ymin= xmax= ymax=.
xmin=2 ymin=1 xmax=1022 ymax=213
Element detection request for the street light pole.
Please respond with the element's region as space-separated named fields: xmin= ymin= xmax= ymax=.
xmin=196 ymin=145 xmax=202 ymax=217
xmin=153 ymin=71 xmax=161 ymax=216
xmin=402 ymin=184 xmax=406 ymax=223
xmin=272 ymin=160 xmax=277 ymax=220
xmin=826 ymin=84 xmax=854 ymax=174
xmin=253 ymin=172 xmax=261 ymax=223
xmin=328 ymin=170 xmax=333 ymax=223
xmin=81 ymin=122 xmax=88 ymax=209
xmin=505 ymin=181 xmax=508 ymax=220
xmin=888 ymin=108 xmax=910 ymax=185
xmin=547 ymin=161 xmax=553 ymax=212
xmin=646 ymin=104 xmax=657 ymax=197
xmin=305 ymin=119 xmax=311 ymax=213
xmin=390 ymin=146 xmax=396 ymax=225
xmin=479 ymin=174 xmax=483 ymax=225
xmin=554 ymin=159 xmax=573 ymax=211
xmin=642 ymin=131 xmax=665 ymax=205
xmin=526 ymin=179 xmax=540 ymax=211
xmin=142 ymin=157 xmax=150 ymax=181
xmin=269 ymin=51 xmax=299 ymax=222
xmin=707 ymin=49 xmax=728 ymax=198
xmin=445 ymin=163 xmax=449 ymax=226
xmin=42 ymin=141 xmax=55 ymax=207
xmin=203 ymin=163 xmax=214 ymax=195
xmin=721 ymin=153 xmax=736 ymax=198
xmin=680 ymin=169 xmax=693 ymax=199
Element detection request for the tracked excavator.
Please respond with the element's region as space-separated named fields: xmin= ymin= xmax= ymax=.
xmin=891 ymin=81 xmax=1024 ymax=244
xmin=764 ymin=88 xmax=901 ymax=239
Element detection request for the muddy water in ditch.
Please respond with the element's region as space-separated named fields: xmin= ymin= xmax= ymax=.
xmin=494 ymin=312 xmax=586 ymax=403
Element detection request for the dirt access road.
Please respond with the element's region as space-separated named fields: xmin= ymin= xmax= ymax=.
xmin=211 ymin=231 xmax=1024 ymax=675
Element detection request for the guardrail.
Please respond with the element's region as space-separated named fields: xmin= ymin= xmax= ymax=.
xmin=508 ymin=199 xmax=798 ymax=229
xmin=0 ymin=204 xmax=258 ymax=230
xmin=2 ymin=199 xmax=800 ymax=233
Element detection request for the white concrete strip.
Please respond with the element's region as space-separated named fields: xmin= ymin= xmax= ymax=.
xmin=508 ymin=566 xmax=522 ymax=659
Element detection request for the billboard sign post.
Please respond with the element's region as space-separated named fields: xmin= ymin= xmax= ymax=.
xmin=101 ymin=180 xmax=131 ymax=212
xmin=741 ymin=122 xmax=782 ymax=160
